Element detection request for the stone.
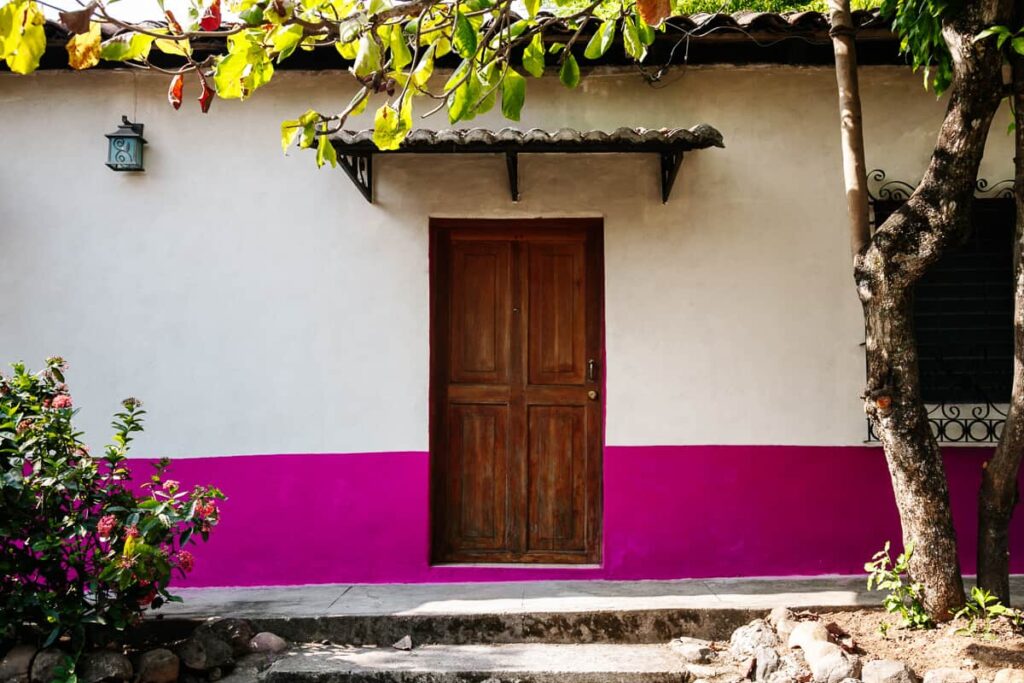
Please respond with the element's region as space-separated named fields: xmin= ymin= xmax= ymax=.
xmin=135 ymin=649 xmax=180 ymax=683
xmin=755 ymin=647 xmax=781 ymax=681
xmin=392 ymin=636 xmax=413 ymax=652
xmin=78 ymin=651 xmax=132 ymax=683
xmin=863 ymin=660 xmax=917 ymax=683
xmin=0 ymin=645 xmax=37 ymax=683
xmin=730 ymin=619 xmax=778 ymax=660
xmin=803 ymin=641 xmax=860 ymax=683
xmin=788 ymin=621 xmax=831 ymax=650
xmin=669 ymin=637 xmax=714 ymax=664
xmin=768 ymin=607 xmax=798 ymax=642
xmin=196 ymin=620 xmax=255 ymax=658
xmin=178 ymin=633 xmax=233 ymax=672
xmin=994 ymin=670 xmax=1024 ymax=683
xmin=924 ymin=669 xmax=977 ymax=683
xmin=249 ymin=633 xmax=288 ymax=655
xmin=29 ymin=649 xmax=66 ymax=683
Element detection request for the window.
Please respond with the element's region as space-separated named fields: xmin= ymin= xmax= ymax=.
xmin=871 ymin=198 xmax=1015 ymax=405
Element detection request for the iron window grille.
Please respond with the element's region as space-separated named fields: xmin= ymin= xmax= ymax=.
xmin=865 ymin=171 xmax=1015 ymax=443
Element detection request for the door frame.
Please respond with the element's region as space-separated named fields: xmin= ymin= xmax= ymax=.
xmin=428 ymin=217 xmax=605 ymax=566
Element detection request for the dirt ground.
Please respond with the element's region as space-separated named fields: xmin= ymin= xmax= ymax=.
xmin=816 ymin=609 xmax=1024 ymax=677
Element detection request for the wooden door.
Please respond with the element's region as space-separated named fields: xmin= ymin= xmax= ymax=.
xmin=430 ymin=219 xmax=603 ymax=564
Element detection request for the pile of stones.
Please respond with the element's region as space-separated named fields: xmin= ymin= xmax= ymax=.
xmin=0 ymin=619 xmax=289 ymax=683
xmin=670 ymin=607 xmax=1024 ymax=683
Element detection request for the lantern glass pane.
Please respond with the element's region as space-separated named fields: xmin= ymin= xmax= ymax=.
xmin=108 ymin=136 xmax=142 ymax=170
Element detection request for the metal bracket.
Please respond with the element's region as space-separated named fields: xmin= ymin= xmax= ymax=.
xmin=339 ymin=153 xmax=373 ymax=203
xmin=506 ymin=152 xmax=519 ymax=202
xmin=660 ymin=151 xmax=683 ymax=204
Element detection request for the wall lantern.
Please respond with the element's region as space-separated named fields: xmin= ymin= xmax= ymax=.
xmin=105 ymin=116 xmax=147 ymax=172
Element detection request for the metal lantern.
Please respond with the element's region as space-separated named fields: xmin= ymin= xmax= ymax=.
xmin=105 ymin=116 xmax=147 ymax=172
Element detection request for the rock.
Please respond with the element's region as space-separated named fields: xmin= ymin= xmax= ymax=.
xmin=755 ymin=647 xmax=781 ymax=681
xmin=863 ymin=660 xmax=916 ymax=683
xmin=994 ymin=670 xmax=1024 ymax=683
xmin=788 ymin=621 xmax=831 ymax=650
xmin=196 ymin=620 xmax=255 ymax=658
xmin=924 ymin=669 xmax=977 ymax=683
xmin=392 ymin=636 xmax=413 ymax=652
xmin=803 ymin=641 xmax=861 ymax=683
xmin=29 ymin=649 xmax=66 ymax=683
xmin=670 ymin=637 xmax=714 ymax=664
xmin=135 ymin=649 xmax=180 ymax=683
xmin=249 ymin=633 xmax=288 ymax=655
xmin=78 ymin=651 xmax=132 ymax=683
xmin=730 ymin=619 xmax=779 ymax=660
xmin=768 ymin=607 xmax=798 ymax=642
xmin=0 ymin=645 xmax=37 ymax=683
xmin=178 ymin=633 xmax=233 ymax=672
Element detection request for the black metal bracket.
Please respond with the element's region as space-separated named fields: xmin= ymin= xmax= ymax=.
xmin=660 ymin=151 xmax=684 ymax=203
xmin=506 ymin=152 xmax=519 ymax=202
xmin=339 ymin=153 xmax=373 ymax=203
xmin=338 ymin=149 xmax=692 ymax=204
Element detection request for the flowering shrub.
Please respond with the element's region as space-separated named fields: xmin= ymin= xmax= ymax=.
xmin=0 ymin=358 xmax=224 ymax=653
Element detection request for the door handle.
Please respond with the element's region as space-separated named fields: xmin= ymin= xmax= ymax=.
xmin=587 ymin=359 xmax=598 ymax=382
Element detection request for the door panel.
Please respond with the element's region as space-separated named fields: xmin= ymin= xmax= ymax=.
xmin=528 ymin=243 xmax=586 ymax=386
xmin=526 ymin=405 xmax=587 ymax=553
xmin=431 ymin=220 xmax=603 ymax=565
xmin=448 ymin=403 xmax=510 ymax=550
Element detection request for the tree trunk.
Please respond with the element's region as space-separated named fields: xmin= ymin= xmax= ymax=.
xmin=977 ymin=50 xmax=1024 ymax=606
xmin=831 ymin=0 xmax=1012 ymax=620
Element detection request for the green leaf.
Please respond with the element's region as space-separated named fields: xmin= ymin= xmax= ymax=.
xmin=316 ymin=133 xmax=337 ymax=169
xmin=99 ymin=32 xmax=155 ymax=63
xmin=281 ymin=119 xmax=302 ymax=153
xmin=271 ymin=24 xmax=305 ymax=63
xmin=353 ymin=34 xmax=381 ymax=78
xmin=501 ymin=68 xmax=526 ymax=121
xmin=389 ymin=24 xmax=412 ymax=70
xmin=412 ymin=44 xmax=435 ymax=88
xmin=622 ymin=18 xmax=646 ymax=61
xmin=0 ymin=0 xmax=46 ymax=75
xmin=373 ymin=96 xmax=412 ymax=150
xmin=448 ymin=70 xmax=481 ymax=123
xmin=523 ymin=33 xmax=545 ymax=78
xmin=453 ymin=11 xmax=477 ymax=59
xmin=524 ymin=0 xmax=540 ymax=18
xmin=559 ymin=53 xmax=580 ymax=88
xmin=1012 ymin=37 xmax=1024 ymax=56
xmin=584 ymin=20 xmax=615 ymax=60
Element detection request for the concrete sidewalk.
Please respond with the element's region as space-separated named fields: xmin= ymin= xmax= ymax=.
xmin=157 ymin=576 xmax=1024 ymax=620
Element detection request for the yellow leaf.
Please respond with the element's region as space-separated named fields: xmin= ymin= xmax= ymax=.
xmin=3 ymin=1 xmax=46 ymax=75
xmin=66 ymin=22 xmax=101 ymax=70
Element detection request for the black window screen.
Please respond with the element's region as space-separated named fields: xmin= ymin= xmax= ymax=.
xmin=872 ymin=198 xmax=1015 ymax=404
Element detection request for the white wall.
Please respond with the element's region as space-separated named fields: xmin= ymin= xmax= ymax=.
xmin=0 ymin=65 xmax=1013 ymax=456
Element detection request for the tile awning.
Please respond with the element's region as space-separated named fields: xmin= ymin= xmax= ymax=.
xmin=329 ymin=125 xmax=725 ymax=204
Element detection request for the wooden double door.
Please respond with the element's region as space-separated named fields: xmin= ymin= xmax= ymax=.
xmin=430 ymin=219 xmax=604 ymax=564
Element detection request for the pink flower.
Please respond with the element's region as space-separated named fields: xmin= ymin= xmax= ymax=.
xmin=51 ymin=394 xmax=72 ymax=409
xmin=125 ymin=525 xmax=140 ymax=538
xmin=16 ymin=419 xmax=32 ymax=434
xmin=97 ymin=514 xmax=117 ymax=537
xmin=176 ymin=550 xmax=195 ymax=573
xmin=162 ymin=480 xmax=180 ymax=492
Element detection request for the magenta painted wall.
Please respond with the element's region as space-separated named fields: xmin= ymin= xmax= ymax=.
xmin=137 ymin=446 xmax=1024 ymax=587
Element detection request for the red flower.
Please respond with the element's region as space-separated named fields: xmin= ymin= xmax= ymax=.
xmin=52 ymin=394 xmax=72 ymax=409
xmin=97 ymin=514 xmax=117 ymax=537
xmin=176 ymin=550 xmax=195 ymax=573
xmin=196 ymin=501 xmax=218 ymax=520
xmin=138 ymin=586 xmax=157 ymax=606
xmin=16 ymin=419 xmax=32 ymax=434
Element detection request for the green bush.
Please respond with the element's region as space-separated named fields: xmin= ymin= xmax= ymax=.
xmin=0 ymin=358 xmax=224 ymax=656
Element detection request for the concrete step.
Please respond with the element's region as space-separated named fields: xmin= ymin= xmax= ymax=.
xmin=143 ymin=607 xmax=761 ymax=647
xmin=264 ymin=643 xmax=694 ymax=683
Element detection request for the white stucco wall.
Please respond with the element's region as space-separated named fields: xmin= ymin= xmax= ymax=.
xmin=0 ymin=65 xmax=1014 ymax=456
